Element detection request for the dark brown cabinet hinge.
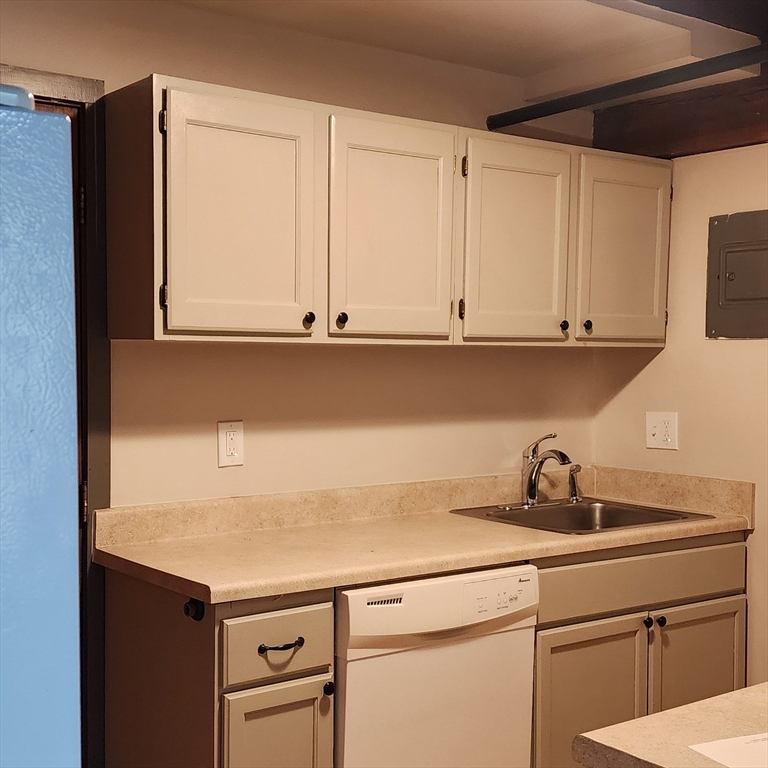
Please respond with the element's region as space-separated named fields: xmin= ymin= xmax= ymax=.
xmin=461 ymin=156 xmax=468 ymax=177
xmin=160 ymin=283 xmax=169 ymax=308
xmin=458 ymin=298 xmax=465 ymax=320
xmin=665 ymin=309 xmax=669 ymax=326
xmin=670 ymin=185 xmax=673 ymax=201
xmin=79 ymin=482 xmax=88 ymax=525
xmin=159 ymin=108 xmax=167 ymax=134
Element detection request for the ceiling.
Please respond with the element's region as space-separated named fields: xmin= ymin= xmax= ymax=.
xmin=181 ymin=0 xmax=685 ymax=77
xmin=178 ymin=0 xmax=761 ymax=108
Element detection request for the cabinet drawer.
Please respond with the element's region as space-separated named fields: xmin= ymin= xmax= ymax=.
xmin=222 ymin=603 xmax=333 ymax=689
xmin=538 ymin=543 xmax=745 ymax=625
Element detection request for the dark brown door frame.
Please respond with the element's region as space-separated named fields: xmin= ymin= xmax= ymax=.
xmin=1 ymin=63 xmax=109 ymax=768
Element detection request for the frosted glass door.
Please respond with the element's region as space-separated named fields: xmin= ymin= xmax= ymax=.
xmin=166 ymin=89 xmax=315 ymax=334
xmin=463 ymin=138 xmax=571 ymax=340
xmin=576 ymin=155 xmax=671 ymax=341
xmin=329 ymin=115 xmax=455 ymax=338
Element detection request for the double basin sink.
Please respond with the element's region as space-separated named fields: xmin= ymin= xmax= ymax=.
xmin=452 ymin=497 xmax=713 ymax=535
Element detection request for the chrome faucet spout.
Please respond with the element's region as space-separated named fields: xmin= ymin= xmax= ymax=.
xmin=523 ymin=448 xmax=571 ymax=508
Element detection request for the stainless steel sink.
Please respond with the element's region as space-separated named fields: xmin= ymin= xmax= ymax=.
xmin=451 ymin=497 xmax=713 ymax=534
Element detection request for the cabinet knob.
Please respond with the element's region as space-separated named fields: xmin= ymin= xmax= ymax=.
xmin=336 ymin=312 xmax=349 ymax=326
xmin=656 ymin=616 xmax=667 ymax=628
xmin=323 ymin=681 xmax=335 ymax=696
xmin=303 ymin=311 xmax=316 ymax=326
xmin=583 ymin=319 xmax=593 ymax=332
xmin=643 ymin=617 xmax=653 ymax=629
xmin=560 ymin=320 xmax=569 ymax=332
xmin=183 ymin=598 xmax=205 ymax=622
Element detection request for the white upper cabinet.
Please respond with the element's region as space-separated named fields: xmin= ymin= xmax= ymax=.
xmin=462 ymin=137 xmax=571 ymax=340
xmin=165 ymin=88 xmax=316 ymax=335
xmin=105 ymin=75 xmax=671 ymax=347
xmin=328 ymin=115 xmax=456 ymax=338
xmin=576 ymin=155 xmax=671 ymax=341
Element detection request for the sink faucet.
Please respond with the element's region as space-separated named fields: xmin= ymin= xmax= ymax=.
xmin=522 ymin=433 xmax=572 ymax=507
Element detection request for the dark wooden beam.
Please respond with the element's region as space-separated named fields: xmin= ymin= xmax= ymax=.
xmin=592 ymin=68 xmax=768 ymax=158
xmin=635 ymin=1 xmax=768 ymax=40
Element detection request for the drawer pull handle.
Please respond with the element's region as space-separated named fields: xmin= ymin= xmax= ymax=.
xmin=258 ymin=636 xmax=305 ymax=655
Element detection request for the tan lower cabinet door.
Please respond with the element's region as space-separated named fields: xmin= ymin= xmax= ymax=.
xmin=535 ymin=613 xmax=649 ymax=768
xmin=222 ymin=673 xmax=333 ymax=768
xmin=648 ymin=595 xmax=746 ymax=714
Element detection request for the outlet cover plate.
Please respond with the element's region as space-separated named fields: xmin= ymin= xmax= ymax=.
xmin=217 ymin=421 xmax=244 ymax=467
xmin=646 ymin=412 xmax=678 ymax=450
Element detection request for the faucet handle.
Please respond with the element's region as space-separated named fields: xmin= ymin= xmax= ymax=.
xmin=524 ymin=433 xmax=557 ymax=463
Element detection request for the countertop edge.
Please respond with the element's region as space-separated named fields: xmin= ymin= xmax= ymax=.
xmin=572 ymin=734 xmax=662 ymax=768
xmin=92 ymin=512 xmax=749 ymax=604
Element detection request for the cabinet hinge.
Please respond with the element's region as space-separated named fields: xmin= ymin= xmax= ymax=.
xmin=458 ymin=298 xmax=465 ymax=320
xmin=159 ymin=108 xmax=167 ymax=134
xmin=461 ymin=156 xmax=468 ymax=177
xmin=160 ymin=283 xmax=168 ymax=308
xmin=79 ymin=482 xmax=88 ymax=525
xmin=78 ymin=185 xmax=86 ymax=226
xmin=670 ymin=185 xmax=673 ymax=201
xmin=665 ymin=309 xmax=669 ymax=326
xmin=453 ymin=155 xmax=457 ymax=174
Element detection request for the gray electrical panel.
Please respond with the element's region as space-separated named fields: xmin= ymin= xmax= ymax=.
xmin=706 ymin=209 xmax=768 ymax=339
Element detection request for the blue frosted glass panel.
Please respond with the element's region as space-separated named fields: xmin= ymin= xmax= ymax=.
xmin=0 ymin=106 xmax=81 ymax=768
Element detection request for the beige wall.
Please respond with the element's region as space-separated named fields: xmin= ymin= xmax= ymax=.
xmin=111 ymin=341 xmax=599 ymax=505
xmin=593 ymin=144 xmax=768 ymax=684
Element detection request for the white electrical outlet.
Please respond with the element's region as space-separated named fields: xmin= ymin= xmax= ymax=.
xmin=646 ymin=412 xmax=679 ymax=450
xmin=217 ymin=421 xmax=244 ymax=467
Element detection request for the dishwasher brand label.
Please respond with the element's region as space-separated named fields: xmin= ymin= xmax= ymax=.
xmin=462 ymin=574 xmax=532 ymax=623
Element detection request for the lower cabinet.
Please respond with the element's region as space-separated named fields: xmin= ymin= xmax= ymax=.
xmin=535 ymin=612 xmax=649 ymax=768
xmin=533 ymin=546 xmax=747 ymax=768
xmin=648 ymin=596 xmax=746 ymax=714
xmin=104 ymin=572 xmax=334 ymax=768
xmin=222 ymin=674 xmax=333 ymax=768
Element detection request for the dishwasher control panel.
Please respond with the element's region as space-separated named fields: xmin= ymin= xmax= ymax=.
xmin=338 ymin=564 xmax=538 ymax=641
xmin=462 ymin=566 xmax=538 ymax=625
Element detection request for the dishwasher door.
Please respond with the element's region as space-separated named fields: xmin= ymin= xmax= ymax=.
xmin=335 ymin=564 xmax=538 ymax=768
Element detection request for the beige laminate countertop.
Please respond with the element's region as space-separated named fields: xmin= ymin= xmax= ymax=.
xmin=93 ymin=501 xmax=748 ymax=603
xmin=573 ymin=683 xmax=768 ymax=768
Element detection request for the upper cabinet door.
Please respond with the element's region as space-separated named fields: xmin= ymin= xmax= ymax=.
xmin=166 ymin=89 xmax=315 ymax=334
xmin=329 ymin=115 xmax=455 ymax=338
xmin=463 ymin=138 xmax=571 ymax=340
xmin=576 ymin=155 xmax=671 ymax=341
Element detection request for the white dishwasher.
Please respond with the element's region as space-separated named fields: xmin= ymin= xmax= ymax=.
xmin=335 ymin=564 xmax=538 ymax=768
